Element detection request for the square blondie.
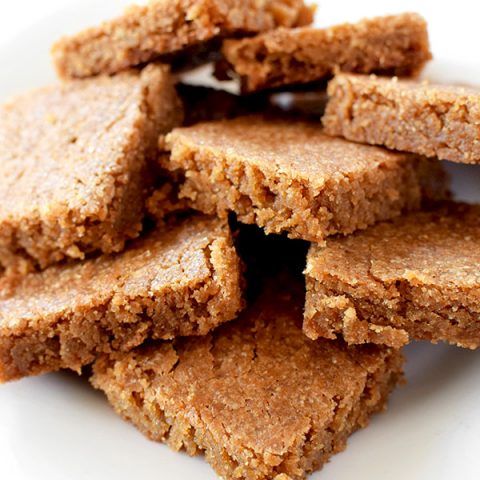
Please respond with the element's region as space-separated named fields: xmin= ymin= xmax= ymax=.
xmin=222 ymin=13 xmax=431 ymax=92
xmin=305 ymin=203 xmax=480 ymax=348
xmin=323 ymin=73 xmax=480 ymax=164
xmin=161 ymin=115 xmax=448 ymax=242
xmin=0 ymin=216 xmax=243 ymax=381
xmin=0 ymin=64 xmax=182 ymax=273
xmin=92 ymin=277 xmax=403 ymax=480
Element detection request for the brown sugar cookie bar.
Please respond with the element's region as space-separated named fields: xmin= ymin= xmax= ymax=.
xmin=92 ymin=277 xmax=403 ymax=480
xmin=323 ymin=73 xmax=480 ymax=164
xmin=221 ymin=13 xmax=431 ymax=92
xmin=0 ymin=64 xmax=182 ymax=273
xmin=304 ymin=203 xmax=480 ymax=349
xmin=52 ymin=0 xmax=314 ymax=80
xmin=0 ymin=216 xmax=243 ymax=382
xmin=160 ymin=115 xmax=449 ymax=243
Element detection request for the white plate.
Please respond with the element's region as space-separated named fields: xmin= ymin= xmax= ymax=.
xmin=1 ymin=1 xmax=480 ymax=479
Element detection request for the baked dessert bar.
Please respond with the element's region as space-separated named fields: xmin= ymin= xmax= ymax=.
xmin=323 ymin=73 xmax=480 ymax=164
xmin=92 ymin=277 xmax=403 ymax=480
xmin=0 ymin=216 xmax=243 ymax=382
xmin=0 ymin=64 xmax=182 ymax=273
xmin=304 ymin=203 xmax=480 ymax=349
xmin=221 ymin=13 xmax=430 ymax=92
xmin=159 ymin=115 xmax=449 ymax=242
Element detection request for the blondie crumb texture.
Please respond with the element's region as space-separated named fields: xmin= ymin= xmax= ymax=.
xmin=221 ymin=13 xmax=431 ymax=92
xmin=0 ymin=64 xmax=182 ymax=274
xmin=323 ymin=73 xmax=480 ymax=164
xmin=147 ymin=85 xmax=269 ymax=222
xmin=52 ymin=0 xmax=314 ymax=80
xmin=162 ymin=116 xmax=449 ymax=242
xmin=0 ymin=216 xmax=243 ymax=382
xmin=146 ymin=165 xmax=193 ymax=222
xmin=92 ymin=278 xmax=403 ymax=480
xmin=304 ymin=203 xmax=480 ymax=349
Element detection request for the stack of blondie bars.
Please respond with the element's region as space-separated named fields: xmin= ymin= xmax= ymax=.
xmin=1 ymin=1 xmax=479 ymax=478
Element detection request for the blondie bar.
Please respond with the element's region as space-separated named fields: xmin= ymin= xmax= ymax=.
xmin=161 ymin=116 xmax=449 ymax=242
xmin=0 ymin=216 xmax=243 ymax=381
xmin=0 ymin=64 xmax=182 ymax=273
xmin=305 ymin=203 xmax=480 ymax=348
xmin=221 ymin=13 xmax=430 ymax=92
xmin=323 ymin=73 xmax=480 ymax=164
xmin=92 ymin=277 xmax=403 ymax=480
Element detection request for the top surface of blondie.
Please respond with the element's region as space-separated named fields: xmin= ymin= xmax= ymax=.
xmin=225 ymin=12 xmax=427 ymax=49
xmin=0 ymin=216 xmax=228 ymax=330
xmin=335 ymin=73 xmax=480 ymax=100
xmin=309 ymin=202 xmax=480 ymax=289
xmin=0 ymin=65 xmax=171 ymax=223
xmin=93 ymin=277 xmax=398 ymax=468
xmin=166 ymin=115 xmax=418 ymax=188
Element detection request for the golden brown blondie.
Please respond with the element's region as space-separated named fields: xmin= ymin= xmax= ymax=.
xmin=304 ymin=203 xmax=480 ymax=349
xmin=159 ymin=115 xmax=449 ymax=242
xmin=0 ymin=64 xmax=182 ymax=273
xmin=323 ymin=73 xmax=480 ymax=164
xmin=52 ymin=0 xmax=314 ymax=79
xmin=222 ymin=13 xmax=431 ymax=92
xmin=0 ymin=216 xmax=243 ymax=382
xmin=92 ymin=277 xmax=403 ymax=480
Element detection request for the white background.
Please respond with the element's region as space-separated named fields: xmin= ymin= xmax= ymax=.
xmin=1 ymin=1 xmax=480 ymax=480
xmin=0 ymin=0 xmax=75 ymax=47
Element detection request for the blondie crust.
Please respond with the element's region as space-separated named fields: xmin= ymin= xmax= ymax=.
xmin=304 ymin=203 xmax=480 ymax=349
xmin=0 ymin=216 xmax=243 ymax=382
xmin=323 ymin=73 xmax=480 ymax=164
xmin=161 ymin=116 xmax=449 ymax=242
xmin=52 ymin=0 xmax=314 ymax=79
xmin=92 ymin=277 xmax=403 ymax=480
xmin=0 ymin=64 xmax=182 ymax=273
xmin=222 ymin=13 xmax=431 ymax=92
